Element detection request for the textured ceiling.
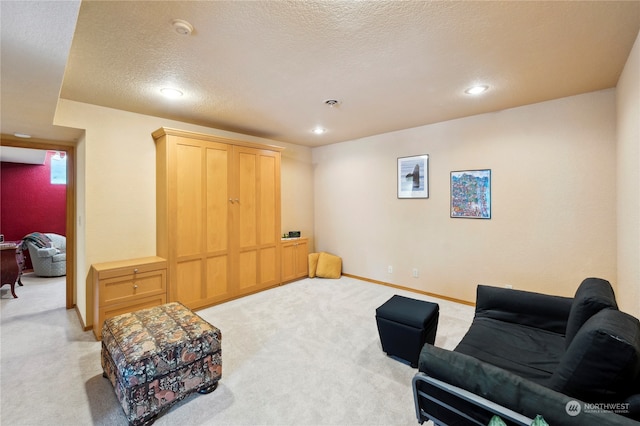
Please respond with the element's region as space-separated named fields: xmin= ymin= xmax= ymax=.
xmin=2 ymin=1 xmax=640 ymax=147
xmin=0 ymin=0 xmax=81 ymax=142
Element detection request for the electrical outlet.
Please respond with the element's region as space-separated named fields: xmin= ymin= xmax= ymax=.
xmin=412 ymin=268 xmax=419 ymax=278
xmin=388 ymin=265 xmax=393 ymax=274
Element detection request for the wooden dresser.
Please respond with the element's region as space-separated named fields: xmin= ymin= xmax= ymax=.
xmin=92 ymin=256 xmax=167 ymax=339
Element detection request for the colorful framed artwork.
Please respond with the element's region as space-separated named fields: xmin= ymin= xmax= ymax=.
xmin=450 ymin=169 xmax=491 ymax=219
xmin=397 ymin=154 xmax=429 ymax=199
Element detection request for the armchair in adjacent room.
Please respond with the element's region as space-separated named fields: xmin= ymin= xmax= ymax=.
xmin=22 ymin=232 xmax=66 ymax=277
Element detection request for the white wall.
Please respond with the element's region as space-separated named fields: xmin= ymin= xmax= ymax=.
xmin=313 ymin=90 xmax=617 ymax=303
xmin=73 ymin=131 xmax=86 ymax=308
xmin=616 ymin=31 xmax=640 ymax=318
xmin=280 ymin=144 xmax=315 ymax=249
xmin=54 ymin=100 xmax=313 ymax=326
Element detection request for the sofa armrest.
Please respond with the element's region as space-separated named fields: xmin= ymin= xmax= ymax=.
xmin=476 ymin=285 xmax=572 ymax=334
xmin=36 ymin=247 xmax=58 ymax=258
xmin=413 ymin=372 xmax=533 ymax=425
xmin=550 ymin=308 xmax=640 ymax=402
xmin=417 ymin=344 xmax=637 ymax=425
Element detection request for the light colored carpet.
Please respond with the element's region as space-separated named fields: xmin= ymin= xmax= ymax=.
xmin=0 ymin=273 xmax=473 ymax=425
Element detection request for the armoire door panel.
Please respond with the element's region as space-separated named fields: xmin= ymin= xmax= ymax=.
xmin=206 ymin=146 xmax=229 ymax=253
xmin=259 ymin=246 xmax=277 ymax=285
xmin=235 ymin=149 xmax=258 ymax=248
xmin=238 ymin=250 xmax=257 ymax=289
xmin=206 ymin=255 xmax=229 ymax=299
xmin=237 ymin=150 xmax=257 ymax=248
xmin=176 ymin=259 xmax=203 ymax=305
xmin=176 ymin=143 xmax=203 ymax=257
xmin=259 ymin=155 xmax=277 ymax=245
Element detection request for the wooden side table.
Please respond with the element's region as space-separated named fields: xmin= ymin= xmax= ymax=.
xmin=1 ymin=243 xmax=21 ymax=298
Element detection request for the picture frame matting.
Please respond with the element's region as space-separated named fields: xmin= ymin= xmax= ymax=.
xmin=397 ymin=154 xmax=429 ymax=199
xmin=450 ymin=169 xmax=491 ymax=219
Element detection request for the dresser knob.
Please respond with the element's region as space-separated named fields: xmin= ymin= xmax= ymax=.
xmin=133 ymin=268 xmax=139 ymax=273
xmin=133 ymin=284 xmax=138 ymax=289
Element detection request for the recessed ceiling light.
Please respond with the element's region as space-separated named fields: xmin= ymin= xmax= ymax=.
xmin=324 ymin=99 xmax=340 ymax=107
xmin=13 ymin=132 xmax=32 ymax=138
xmin=465 ymin=85 xmax=489 ymax=95
xmin=160 ymin=88 xmax=184 ymax=99
xmin=312 ymin=127 xmax=326 ymax=135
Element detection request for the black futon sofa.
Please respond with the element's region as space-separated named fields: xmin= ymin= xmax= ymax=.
xmin=413 ymin=278 xmax=640 ymax=425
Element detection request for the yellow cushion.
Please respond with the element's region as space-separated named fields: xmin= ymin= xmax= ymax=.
xmin=308 ymin=253 xmax=320 ymax=278
xmin=315 ymin=252 xmax=342 ymax=279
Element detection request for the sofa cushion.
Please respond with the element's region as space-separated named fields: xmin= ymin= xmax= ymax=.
xmin=454 ymin=317 xmax=565 ymax=384
xmin=315 ymin=252 xmax=342 ymax=279
xmin=550 ymin=308 xmax=640 ymax=401
xmin=475 ymin=285 xmax=572 ymax=335
xmin=565 ymin=278 xmax=617 ymax=347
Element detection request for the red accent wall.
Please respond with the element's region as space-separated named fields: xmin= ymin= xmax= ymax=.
xmin=0 ymin=151 xmax=66 ymax=242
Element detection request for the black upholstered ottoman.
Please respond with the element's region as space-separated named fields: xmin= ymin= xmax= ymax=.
xmin=375 ymin=295 xmax=439 ymax=367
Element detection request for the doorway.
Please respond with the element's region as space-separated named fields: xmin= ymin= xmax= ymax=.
xmin=0 ymin=136 xmax=75 ymax=310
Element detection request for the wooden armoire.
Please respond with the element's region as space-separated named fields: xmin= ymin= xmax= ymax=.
xmin=153 ymin=127 xmax=283 ymax=310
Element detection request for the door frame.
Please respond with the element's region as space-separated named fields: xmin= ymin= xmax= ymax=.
xmin=1 ymin=135 xmax=76 ymax=309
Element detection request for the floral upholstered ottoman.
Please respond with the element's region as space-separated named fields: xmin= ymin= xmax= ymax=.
xmin=101 ymin=302 xmax=221 ymax=426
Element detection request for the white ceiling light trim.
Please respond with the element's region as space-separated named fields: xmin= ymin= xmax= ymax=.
xmin=160 ymin=87 xmax=184 ymax=99
xmin=465 ymin=85 xmax=489 ymax=95
xmin=312 ymin=127 xmax=327 ymax=135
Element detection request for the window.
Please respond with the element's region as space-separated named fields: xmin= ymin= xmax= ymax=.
xmin=50 ymin=151 xmax=67 ymax=184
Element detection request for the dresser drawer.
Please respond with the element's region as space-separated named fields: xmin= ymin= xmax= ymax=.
xmin=96 ymin=260 xmax=166 ymax=280
xmin=95 ymin=294 xmax=167 ymax=340
xmin=99 ymin=269 xmax=166 ymax=305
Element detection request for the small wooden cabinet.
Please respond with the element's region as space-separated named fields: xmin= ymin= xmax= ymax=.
xmin=281 ymin=238 xmax=309 ymax=283
xmin=92 ymin=256 xmax=167 ymax=339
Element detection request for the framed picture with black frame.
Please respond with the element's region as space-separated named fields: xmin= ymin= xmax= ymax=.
xmin=397 ymin=154 xmax=429 ymax=199
xmin=450 ymin=169 xmax=491 ymax=219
